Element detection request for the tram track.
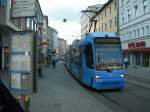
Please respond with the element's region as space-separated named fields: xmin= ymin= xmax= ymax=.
xmin=64 ymin=65 xmax=150 ymax=112
xmin=126 ymin=74 xmax=150 ymax=85
xmin=85 ymin=85 xmax=150 ymax=112
xmin=126 ymin=79 xmax=150 ymax=90
xmin=124 ymin=83 xmax=150 ymax=103
xmin=84 ymin=79 xmax=150 ymax=112
xmin=85 ymin=87 xmax=131 ymax=112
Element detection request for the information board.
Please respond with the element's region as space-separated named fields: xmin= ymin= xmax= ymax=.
xmin=10 ymin=31 xmax=35 ymax=94
xmin=11 ymin=0 xmax=36 ymax=17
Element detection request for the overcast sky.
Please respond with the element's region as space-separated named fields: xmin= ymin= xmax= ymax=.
xmin=39 ymin=0 xmax=108 ymax=44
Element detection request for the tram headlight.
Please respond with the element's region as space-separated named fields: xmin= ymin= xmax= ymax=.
xmin=95 ymin=75 xmax=101 ymax=79
xmin=118 ymin=74 xmax=124 ymax=78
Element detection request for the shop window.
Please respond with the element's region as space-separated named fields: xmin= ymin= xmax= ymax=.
xmin=136 ymin=53 xmax=141 ymax=66
xmin=143 ymin=53 xmax=149 ymax=67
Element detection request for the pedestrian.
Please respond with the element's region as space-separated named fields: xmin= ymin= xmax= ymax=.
xmin=38 ymin=65 xmax=42 ymax=77
xmin=124 ymin=57 xmax=128 ymax=68
xmin=51 ymin=54 xmax=56 ymax=68
xmin=48 ymin=55 xmax=51 ymax=67
xmin=0 ymin=78 xmax=24 ymax=112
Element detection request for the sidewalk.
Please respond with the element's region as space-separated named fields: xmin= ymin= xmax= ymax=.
xmin=30 ymin=63 xmax=113 ymax=112
xmin=1 ymin=65 xmax=150 ymax=112
xmin=125 ymin=66 xmax=150 ymax=89
xmin=125 ymin=66 xmax=150 ymax=79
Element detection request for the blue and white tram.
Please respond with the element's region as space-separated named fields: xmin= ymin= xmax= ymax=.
xmin=65 ymin=32 xmax=125 ymax=90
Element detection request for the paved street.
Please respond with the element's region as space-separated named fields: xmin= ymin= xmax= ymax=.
xmin=125 ymin=66 xmax=150 ymax=89
xmin=0 ymin=64 xmax=150 ymax=112
xmin=30 ymin=63 xmax=112 ymax=112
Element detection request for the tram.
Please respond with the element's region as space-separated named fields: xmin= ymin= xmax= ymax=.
xmin=65 ymin=32 xmax=125 ymax=90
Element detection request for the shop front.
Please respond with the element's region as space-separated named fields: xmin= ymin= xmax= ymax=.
xmin=123 ymin=41 xmax=150 ymax=68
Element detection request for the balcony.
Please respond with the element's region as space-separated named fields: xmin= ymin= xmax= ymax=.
xmin=40 ymin=39 xmax=49 ymax=48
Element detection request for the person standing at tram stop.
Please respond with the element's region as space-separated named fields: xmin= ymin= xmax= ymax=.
xmin=124 ymin=57 xmax=128 ymax=69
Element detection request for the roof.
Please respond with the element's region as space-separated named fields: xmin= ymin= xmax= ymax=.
xmin=85 ymin=32 xmax=116 ymax=38
xmin=78 ymin=32 xmax=117 ymax=47
xmin=91 ymin=0 xmax=116 ymax=19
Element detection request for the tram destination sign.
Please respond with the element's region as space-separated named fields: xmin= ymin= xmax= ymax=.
xmin=95 ymin=38 xmax=120 ymax=44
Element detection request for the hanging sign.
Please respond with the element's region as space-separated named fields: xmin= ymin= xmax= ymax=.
xmin=11 ymin=0 xmax=36 ymax=17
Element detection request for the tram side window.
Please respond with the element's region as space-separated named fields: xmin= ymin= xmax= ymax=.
xmin=84 ymin=44 xmax=94 ymax=69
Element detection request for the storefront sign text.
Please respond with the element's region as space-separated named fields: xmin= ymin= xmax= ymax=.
xmin=128 ymin=41 xmax=145 ymax=48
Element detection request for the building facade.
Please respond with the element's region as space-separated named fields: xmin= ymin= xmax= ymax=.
xmin=40 ymin=15 xmax=49 ymax=64
xmin=0 ymin=0 xmax=21 ymax=69
xmin=58 ymin=38 xmax=67 ymax=60
xmin=47 ymin=26 xmax=58 ymax=55
xmin=119 ymin=0 xmax=150 ymax=67
xmin=81 ymin=4 xmax=103 ymax=38
xmin=0 ymin=0 xmax=44 ymax=69
xmin=92 ymin=0 xmax=118 ymax=34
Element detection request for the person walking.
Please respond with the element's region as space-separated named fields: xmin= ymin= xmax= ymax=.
xmin=124 ymin=57 xmax=128 ymax=69
xmin=51 ymin=54 xmax=56 ymax=68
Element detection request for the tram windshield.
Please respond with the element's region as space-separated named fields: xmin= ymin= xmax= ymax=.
xmin=95 ymin=44 xmax=123 ymax=70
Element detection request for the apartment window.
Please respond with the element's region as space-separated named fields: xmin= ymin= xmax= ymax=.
xmin=115 ymin=17 xmax=117 ymax=26
xmin=114 ymin=2 xmax=117 ymax=10
xmin=126 ymin=0 xmax=129 ymax=3
xmin=127 ymin=9 xmax=131 ymax=21
xmin=146 ymin=25 xmax=149 ymax=35
xmin=105 ymin=11 xmax=106 ymax=18
xmin=26 ymin=18 xmax=30 ymax=29
xmin=122 ymin=13 xmax=125 ymax=23
xmin=121 ymin=0 xmax=124 ymax=7
xmin=110 ymin=20 xmax=112 ymax=28
xmin=134 ymin=30 xmax=136 ymax=38
xmin=109 ymin=6 xmax=111 ymax=14
xmin=143 ymin=0 xmax=148 ymax=14
xmin=124 ymin=33 xmax=126 ymax=40
xmin=127 ymin=32 xmax=129 ymax=39
xmin=101 ymin=14 xmax=103 ymax=20
xmin=105 ymin=23 xmax=107 ymax=31
xmin=129 ymin=31 xmax=132 ymax=39
xmin=0 ymin=0 xmax=7 ymax=6
xmin=142 ymin=27 xmax=145 ymax=36
xmin=137 ymin=29 xmax=140 ymax=37
xmin=99 ymin=16 xmax=101 ymax=21
xmin=134 ymin=5 xmax=138 ymax=17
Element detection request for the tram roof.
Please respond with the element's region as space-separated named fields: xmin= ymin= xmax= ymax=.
xmin=85 ymin=32 xmax=116 ymax=38
xmin=78 ymin=32 xmax=117 ymax=47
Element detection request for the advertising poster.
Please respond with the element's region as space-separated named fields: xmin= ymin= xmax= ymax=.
xmin=11 ymin=32 xmax=32 ymax=72
xmin=11 ymin=73 xmax=21 ymax=89
xmin=10 ymin=31 xmax=34 ymax=93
